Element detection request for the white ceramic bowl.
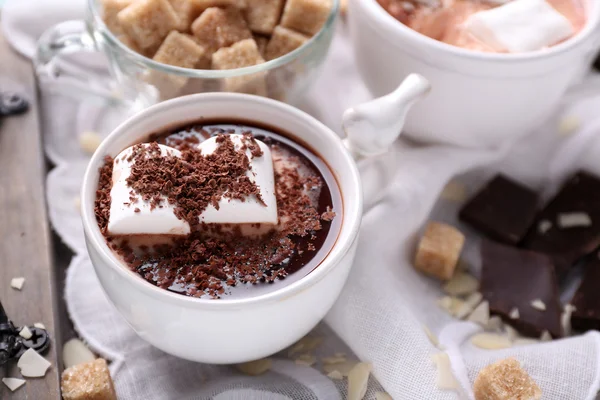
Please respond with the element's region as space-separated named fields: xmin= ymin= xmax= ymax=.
xmin=80 ymin=77 xmax=430 ymax=364
xmin=348 ymin=0 xmax=600 ymax=148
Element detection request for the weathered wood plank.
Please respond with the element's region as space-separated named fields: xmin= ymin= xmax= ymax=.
xmin=0 ymin=28 xmax=62 ymax=399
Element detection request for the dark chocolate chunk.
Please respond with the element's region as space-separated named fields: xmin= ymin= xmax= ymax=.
xmin=459 ymin=175 xmax=538 ymax=245
xmin=570 ymin=254 xmax=600 ymax=332
xmin=523 ymin=171 xmax=600 ymax=280
xmin=481 ymin=240 xmax=563 ymax=338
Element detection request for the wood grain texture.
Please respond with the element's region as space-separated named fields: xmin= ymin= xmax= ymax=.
xmin=0 ymin=29 xmax=62 ymax=398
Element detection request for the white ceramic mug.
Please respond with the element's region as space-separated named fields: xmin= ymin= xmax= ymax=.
xmin=348 ymin=0 xmax=600 ymax=148
xmin=80 ymin=74 xmax=430 ymax=364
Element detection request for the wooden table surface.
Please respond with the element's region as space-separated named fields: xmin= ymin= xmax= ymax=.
xmin=0 ymin=28 xmax=62 ymax=399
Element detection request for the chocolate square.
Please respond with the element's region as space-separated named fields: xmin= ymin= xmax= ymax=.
xmin=481 ymin=240 xmax=563 ymax=338
xmin=571 ymin=255 xmax=600 ymax=332
xmin=523 ymin=171 xmax=600 ymax=279
xmin=459 ymin=175 xmax=538 ymax=245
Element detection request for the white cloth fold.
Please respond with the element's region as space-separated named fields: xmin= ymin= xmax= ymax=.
xmin=6 ymin=0 xmax=600 ymax=398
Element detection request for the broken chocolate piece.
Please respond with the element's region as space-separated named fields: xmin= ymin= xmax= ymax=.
xmin=481 ymin=240 xmax=562 ymax=338
xmin=570 ymin=254 xmax=600 ymax=332
xmin=459 ymin=175 xmax=538 ymax=245
xmin=523 ymin=171 xmax=600 ymax=279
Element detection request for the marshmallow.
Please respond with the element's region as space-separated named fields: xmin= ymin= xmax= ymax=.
xmin=108 ymin=144 xmax=191 ymax=236
xmin=465 ymin=0 xmax=574 ymax=53
xmin=198 ymin=135 xmax=278 ymax=225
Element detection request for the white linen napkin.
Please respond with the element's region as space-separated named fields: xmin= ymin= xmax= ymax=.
xmin=6 ymin=0 xmax=600 ymax=398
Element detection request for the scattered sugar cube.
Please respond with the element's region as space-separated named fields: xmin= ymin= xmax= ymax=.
xmin=117 ymin=0 xmax=180 ymax=52
xmin=189 ymin=0 xmax=247 ymax=15
xmin=414 ymin=222 xmax=465 ymax=281
xmin=280 ymin=0 xmax=333 ymax=36
xmin=79 ymin=131 xmax=103 ymax=154
xmin=254 ymin=35 xmax=269 ymax=58
xmin=473 ymin=358 xmax=541 ymax=400
xmin=465 ymin=0 xmax=574 ymax=52
xmin=101 ymin=0 xmax=134 ymax=35
xmin=265 ymin=25 xmax=309 ymax=60
xmin=61 ymin=359 xmax=117 ymax=400
xmin=212 ymin=38 xmax=267 ymax=95
xmin=245 ymin=0 xmax=285 ymax=35
xmin=154 ymin=31 xmax=210 ymax=69
xmin=191 ymin=7 xmax=252 ymax=53
xmin=11 ymin=277 xmax=25 ymax=290
xmin=2 ymin=377 xmax=26 ymax=392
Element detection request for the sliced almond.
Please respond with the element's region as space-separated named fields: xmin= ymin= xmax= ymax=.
xmin=322 ymin=355 xmax=347 ymax=365
xmin=438 ymin=296 xmax=467 ymax=318
xmin=62 ymin=338 xmax=96 ymax=369
xmin=19 ymin=326 xmax=32 ymax=340
xmin=467 ymin=301 xmax=489 ymax=326
xmin=422 ymin=325 xmax=440 ymax=348
xmin=10 ymin=277 xmax=25 ymax=290
xmin=79 ymin=131 xmax=103 ymax=154
xmin=509 ymin=307 xmax=520 ymax=319
xmin=288 ymin=336 xmax=323 ymax=356
xmin=295 ymin=354 xmax=317 ymax=367
xmin=17 ymin=348 xmax=51 ymax=378
xmin=485 ymin=316 xmax=503 ymax=332
xmin=561 ymin=304 xmax=576 ymax=336
xmin=531 ymin=299 xmax=546 ymax=311
xmin=470 ymin=333 xmax=512 ymax=350
xmin=323 ymin=360 xmax=360 ymax=376
xmin=540 ymin=331 xmax=552 ymax=342
xmin=558 ymin=115 xmax=580 ymax=136
xmin=513 ymin=337 xmax=539 ymax=347
xmin=2 ymin=377 xmax=26 ymax=392
xmin=431 ymin=353 xmax=459 ymax=390
xmin=441 ymin=180 xmax=467 ymax=203
xmin=454 ymin=301 xmax=474 ymax=319
xmin=235 ymin=358 xmax=272 ymax=376
xmin=33 ymin=322 xmax=46 ymax=330
xmin=465 ymin=292 xmax=483 ymax=309
xmin=375 ymin=392 xmax=393 ymax=400
xmin=443 ymin=272 xmax=479 ymax=296
xmin=504 ymin=325 xmax=519 ymax=342
xmin=347 ymin=362 xmax=372 ymax=400
xmin=557 ymin=212 xmax=592 ymax=229
xmin=327 ymin=370 xmax=344 ymax=380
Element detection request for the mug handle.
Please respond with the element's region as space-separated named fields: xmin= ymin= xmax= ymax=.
xmin=34 ymin=20 xmax=125 ymax=103
xmin=342 ymin=74 xmax=431 ymax=209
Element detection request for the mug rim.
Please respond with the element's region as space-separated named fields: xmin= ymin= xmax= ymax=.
xmin=360 ymin=0 xmax=600 ymax=62
xmin=88 ymin=0 xmax=340 ymax=78
xmin=81 ymin=93 xmax=363 ymax=309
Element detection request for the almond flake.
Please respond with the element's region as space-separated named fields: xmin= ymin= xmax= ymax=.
xmin=465 ymin=292 xmax=483 ymax=309
xmin=557 ymin=212 xmax=592 ymax=229
xmin=455 ymin=301 xmax=475 ymax=319
xmin=422 ymin=325 xmax=440 ymax=348
xmin=513 ymin=337 xmax=539 ymax=347
xmin=441 ymin=180 xmax=467 ymax=203
xmin=19 ymin=326 xmax=32 ymax=340
xmin=295 ymin=354 xmax=317 ymax=367
xmin=504 ymin=325 xmax=519 ymax=342
xmin=17 ymin=348 xmax=51 ymax=378
xmin=561 ymin=304 xmax=576 ymax=336
xmin=470 ymin=333 xmax=512 ymax=350
xmin=327 ymin=370 xmax=344 ymax=380
xmin=538 ymin=220 xmax=552 ymax=234
xmin=33 ymin=322 xmax=46 ymax=329
xmin=2 ymin=377 xmax=25 ymax=392
xmin=540 ymin=331 xmax=552 ymax=342
xmin=531 ymin=299 xmax=546 ymax=311
xmin=509 ymin=307 xmax=520 ymax=319
xmin=485 ymin=316 xmax=503 ymax=332
xmin=431 ymin=353 xmax=459 ymax=390
xmin=79 ymin=131 xmax=103 ymax=154
xmin=558 ymin=115 xmax=580 ymax=136
xmin=236 ymin=358 xmax=272 ymax=376
xmin=375 ymin=392 xmax=393 ymax=400
xmin=347 ymin=362 xmax=372 ymax=400
xmin=62 ymin=338 xmax=96 ymax=368
xmin=288 ymin=336 xmax=323 ymax=356
xmin=323 ymin=360 xmax=360 ymax=376
xmin=443 ymin=272 xmax=479 ymax=296
xmin=467 ymin=301 xmax=490 ymax=326
xmin=10 ymin=277 xmax=25 ymax=290
xmin=437 ymin=296 xmax=467 ymax=317
xmin=322 ymin=355 xmax=347 ymax=365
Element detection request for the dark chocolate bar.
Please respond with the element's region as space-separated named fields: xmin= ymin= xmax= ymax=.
xmin=481 ymin=240 xmax=563 ymax=338
xmin=459 ymin=175 xmax=538 ymax=245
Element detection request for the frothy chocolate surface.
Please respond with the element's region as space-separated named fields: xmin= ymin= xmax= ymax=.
xmin=95 ymin=123 xmax=341 ymax=299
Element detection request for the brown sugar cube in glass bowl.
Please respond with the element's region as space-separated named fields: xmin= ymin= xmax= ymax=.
xmin=154 ymin=31 xmax=210 ymax=69
xmin=280 ymin=0 xmax=333 ymax=36
xmin=245 ymin=0 xmax=285 ymax=35
xmin=168 ymin=0 xmax=197 ymax=30
xmin=212 ymin=38 xmax=267 ymax=95
xmin=189 ymin=0 xmax=247 ymax=16
xmin=254 ymin=35 xmax=269 ymax=58
xmin=191 ymin=7 xmax=252 ymax=53
xmin=458 ymin=174 xmax=538 ymax=246
xmin=101 ymin=0 xmax=133 ymax=35
xmin=117 ymin=0 xmax=180 ymax=52
xmin=414 ymin=222 xmax=465 ymax=281
xmin=265 ymin=26 xmax=309 ymax=61
xmin=61 ymin=359 xmax=117 ymax=400
xmin=474 ymin=358 xmax=541 ymax=400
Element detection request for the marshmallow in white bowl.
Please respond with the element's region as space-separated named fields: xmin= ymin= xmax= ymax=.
xmin=198 ymin=134 xmax=278 ymax=225
xmin=108 ymin=144 xmax=191 ymax=236
xmin=465 ymin=0 xmax=574 ymax=53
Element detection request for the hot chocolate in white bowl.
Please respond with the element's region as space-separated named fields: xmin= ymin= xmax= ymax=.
xmin=347 ymin=0 xmax=600 ymax=148
xmin=80 ymin=74 xmax=430 ymax=364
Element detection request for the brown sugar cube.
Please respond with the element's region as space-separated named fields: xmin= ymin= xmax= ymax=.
xmin=189 ymin=0 xmax=246 ymax=17
xmin=118 ymin=34 xmax=146 ymax=55
xmin=212 ymin=38 xmax=267 ymax=95
xmin=168 ymin=0 xmax=196 ymax=30
xmin=117 ymin=0 xmax=180 ymax=52
xmin=244 ymin=0 xmax=285 ymax=35
xmin=254 ymin=35 xmax=269 ymax=58
xmin=265 ymin=25 xmax=309 ymax=60
xmin=280 ymin=0 xmax=333 ymax=36
xmin=61 ymin=359 xmax=117 ymax=400
xmin=414 ymin=222 xmax=464 ymax=281
xmin=154 ymin=31 xmax=210 ymax=69
xmin=474 ymin=358 xmax=542 ymax=400
xmin=191 ymin=7 xmax=252 ymax=53
xmin=102 ymin=0 xmax=133 ymax=35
